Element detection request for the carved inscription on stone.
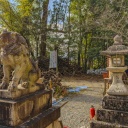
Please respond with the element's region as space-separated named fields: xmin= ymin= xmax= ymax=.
xmin=102 ymin=95 xmax=128 ymax=111
xmin=97 ymin=109 xmax=128 ymax=125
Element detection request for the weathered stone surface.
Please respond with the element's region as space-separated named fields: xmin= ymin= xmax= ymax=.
xmin=106 ymin=67 xmax=128 ymax=96
xmin=20 ymin=107 xmax=60 ymax=128
xmin=46 ymin=120 xmax=63 ymax=128
xmin=0 ymin=107 xmax=61 ymax=128
xmin=0 ymin=90 xmax=52 ymax=126
xmin=102 ymin=95 xmax=128 ymax=111
xmin=97 ymin=108 xmax=128 ymax=125
xmin=90 ymin=95 xmax=128 ymax=127
xmin=0 ymin=30 xmax=42 ymax=92
xmin=52 ymin=120 xmax=63 ymax=128
xmin=90 ymin=120 xmax=128 ymax=128
xmin=0 ymin=84 xmax=45 ymax=99
xmin=93 ymin=35 xmax=128 ymax=128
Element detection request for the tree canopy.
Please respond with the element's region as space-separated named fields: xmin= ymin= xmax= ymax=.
xmin=0 ymin=0 xmax=127 ymax=72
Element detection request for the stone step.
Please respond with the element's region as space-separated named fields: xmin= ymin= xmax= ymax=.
xmin=0 ymin=106 xmax=61 ymax=128
xmin=90 ymin=120 xmax=128 ymax=128
xmin=96 ymin=108 xmax=128 ymax=125
xmin=102 ymin=95 xmax=128 ymax=111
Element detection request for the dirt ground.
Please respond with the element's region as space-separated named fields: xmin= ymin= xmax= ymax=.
xmin=60 ymin=75 xmax=105 ymax=128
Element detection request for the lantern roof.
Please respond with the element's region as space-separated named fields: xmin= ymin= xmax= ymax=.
xmin=101 ymin=35 xmax=128 ymax=56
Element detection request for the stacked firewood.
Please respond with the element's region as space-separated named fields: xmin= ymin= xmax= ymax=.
xmin=38 ymin=56 xmax=49 ymax=71
xmin=41 ymin=70 xmax=67 ymax=97
xmin=41 ymin=70 xmax=61 ymax=87
xmin=38 ymin=57 xmax=83 ymax=76
xmin=58 ymin=58 xmax=83 ymax=75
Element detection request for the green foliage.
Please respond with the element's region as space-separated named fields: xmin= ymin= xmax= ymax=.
xmin=0 ymin=0 xmax=128 ymax=72
xmin=0 ymin=0 xmax=22 ymax=31
xmin=16 ymin=0 xmax=33 ymax=17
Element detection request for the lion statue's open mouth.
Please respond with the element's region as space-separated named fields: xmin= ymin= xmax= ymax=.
xmin=0 ymin=30 xmax=41 ymax=91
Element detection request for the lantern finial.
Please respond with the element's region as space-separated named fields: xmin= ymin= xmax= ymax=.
xmin=113 ymin=35 xmax=123 ymax=45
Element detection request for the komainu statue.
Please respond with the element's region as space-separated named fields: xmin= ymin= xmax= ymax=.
xmin=0 ymin=30 xmax=41 ymax=91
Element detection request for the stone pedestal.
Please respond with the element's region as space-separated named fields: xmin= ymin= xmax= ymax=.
xmin=0 ymin=88 xmax=62 ymax=128
xmin=106 ymin=67 xmax=128 ymax=96
xmin=90 ymin=95 xmax=128 ymax=128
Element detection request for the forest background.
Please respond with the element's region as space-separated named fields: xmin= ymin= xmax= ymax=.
xmin=0 ymin=0 xmax=128 ymax=74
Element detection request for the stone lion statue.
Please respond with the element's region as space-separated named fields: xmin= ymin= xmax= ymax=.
xmin=0 ymin=30 xmax=41 ymax=91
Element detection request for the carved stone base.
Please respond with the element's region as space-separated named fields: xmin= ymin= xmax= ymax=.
xmin=97 ymin=109 xmax=128 ymax=125
xmin=90 ymin=120 xmax=128 ymax=128
xmin=90 ymin=95 xmax=128 ymax=128
xmin=0 ymin=107 xmax=61 ymax=128
xmin=0 ymin=90 xmax=52 ymax=126
xmin=102 ymin=95 xmax=128 ymax=111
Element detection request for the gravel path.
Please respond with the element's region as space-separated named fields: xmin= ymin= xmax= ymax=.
xmin=60 ymin=76 xmax=104 ymax=128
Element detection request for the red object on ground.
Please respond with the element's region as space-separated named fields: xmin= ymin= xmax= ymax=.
xmin=102 ymin=72 xmax=109 ymax=78
xmin=63 ymin=127 xmax=69 ymax=128
xmin=90 ymin=106 xmax=95 ymax=119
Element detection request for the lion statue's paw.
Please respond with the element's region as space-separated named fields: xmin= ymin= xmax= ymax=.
xmin=17 ymin=82 xmax=28 ymax=90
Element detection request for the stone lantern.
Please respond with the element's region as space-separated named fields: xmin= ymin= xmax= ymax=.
xmin=101 ymin=35 xmax=128 ymax=96
xmin=90 ymin=35 xmax=128 ymax=128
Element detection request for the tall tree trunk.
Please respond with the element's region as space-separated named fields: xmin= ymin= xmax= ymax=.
xmin=26 ymin=38 xmax=35 ymax=60
xmin=78 ymin=5 xmax=82 ymax=67
xmin=35 ymin=37 xmax=39 ymax=58
xmin=21 ymin=17 xmax=35 ymax=60
xmin=68 ymin=3 xmax=71 ymax=64
xmin=84 ymin=35 xmax=88 ymax=73
xmin=40 ymin=0 xmax=49 ymax=57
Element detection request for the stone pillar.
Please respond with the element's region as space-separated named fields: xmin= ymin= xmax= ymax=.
xmin=108 ymin=57 xmax=113 ymax=79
